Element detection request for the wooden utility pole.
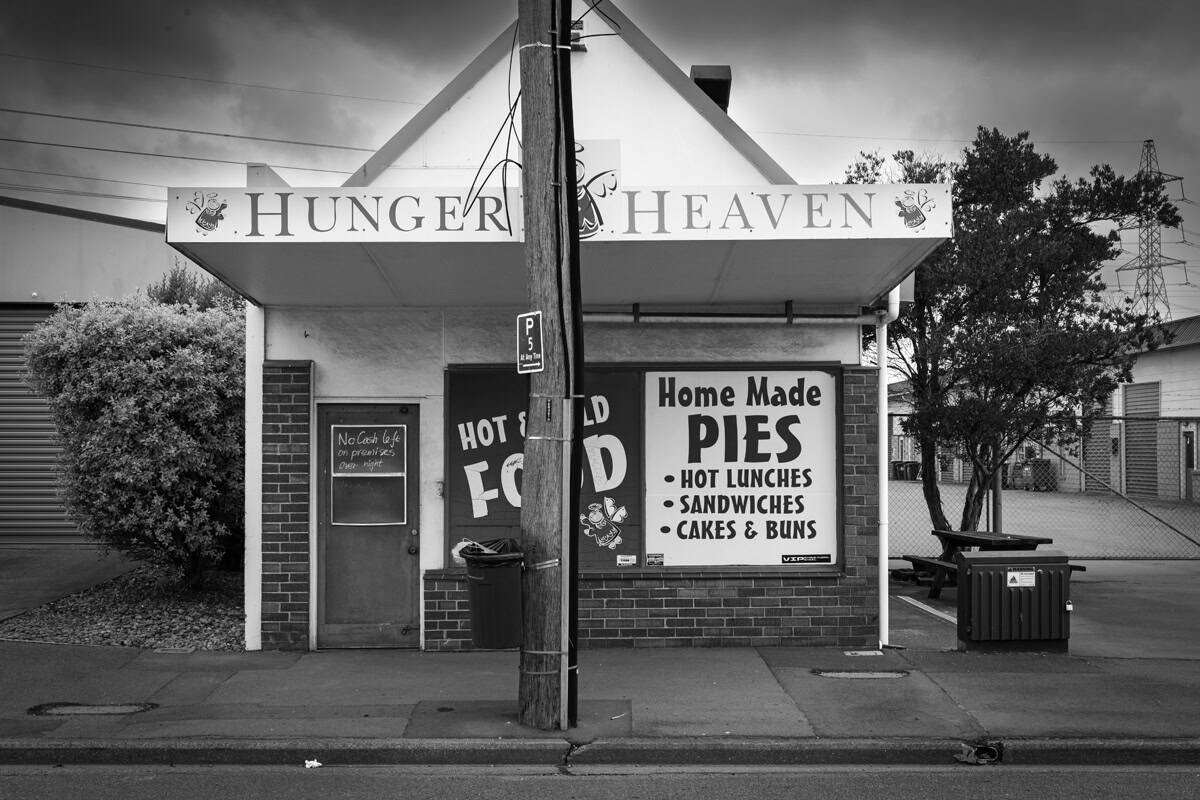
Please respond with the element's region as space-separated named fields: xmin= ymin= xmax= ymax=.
xmin=517 ymin=0 xmax=583 ymax=731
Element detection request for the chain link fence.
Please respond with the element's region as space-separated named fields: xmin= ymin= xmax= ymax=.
xmin=888 ymin=414 xmax=1200 ymax=559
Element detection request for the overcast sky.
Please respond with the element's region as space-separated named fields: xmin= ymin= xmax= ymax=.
xmin=1 ymin=0 xmax=1197 ymax=316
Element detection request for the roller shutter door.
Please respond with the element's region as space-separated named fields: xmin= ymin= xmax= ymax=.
xmin=0 ymin=305 xmax=81 ymax=543
xmin=1123 ymin=383 xmax=1160 ymax=499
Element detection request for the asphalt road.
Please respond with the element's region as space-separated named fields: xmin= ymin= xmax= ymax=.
xmin=2 ymin=764 xmax=1198 ymax=800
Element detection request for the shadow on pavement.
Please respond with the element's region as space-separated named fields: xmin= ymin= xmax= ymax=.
xmin=0 ymin=546 xmax=136 ymax=623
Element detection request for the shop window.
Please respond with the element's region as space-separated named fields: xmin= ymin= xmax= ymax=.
xmin=331 ymin=425 xmax=407 ymax=526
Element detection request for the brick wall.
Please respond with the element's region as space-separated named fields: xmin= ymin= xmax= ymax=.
xmin=424 ymin=367 xmax=880 ymax=650
xmin=260 ymin=360 xmax=313 ymax=650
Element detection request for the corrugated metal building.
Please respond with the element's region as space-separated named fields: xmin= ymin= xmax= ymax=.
xmin=0 ymin=197 xmax=182 ymax=544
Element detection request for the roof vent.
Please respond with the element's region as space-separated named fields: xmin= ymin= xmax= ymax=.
xmin=689 ymin=65 xmax=732 ymax=113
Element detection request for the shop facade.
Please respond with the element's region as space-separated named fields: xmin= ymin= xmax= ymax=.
xmin=167 ymin=2 xmax=950 ymax=651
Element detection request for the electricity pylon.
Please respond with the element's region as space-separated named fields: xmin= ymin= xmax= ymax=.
xmin=1117 ymin=139 xmax=1184 ymax=320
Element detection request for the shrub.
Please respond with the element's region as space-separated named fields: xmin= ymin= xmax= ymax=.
xmin=146 ymin=262 xmax=242 ymax=311
xmin=24 ymin=298 xmax=244 ymax=589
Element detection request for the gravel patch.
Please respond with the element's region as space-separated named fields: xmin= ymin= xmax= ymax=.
xmin=0 ymin=565 xmax=244 ymax=651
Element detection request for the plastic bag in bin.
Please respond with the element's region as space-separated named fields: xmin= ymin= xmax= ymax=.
xmin=451 ymin=538 xmax=519 ymax=566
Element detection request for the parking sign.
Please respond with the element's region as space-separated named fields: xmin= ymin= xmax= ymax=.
xmin=517 ymin=311 xmax=544 ymax=374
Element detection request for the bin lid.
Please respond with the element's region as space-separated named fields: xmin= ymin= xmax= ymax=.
xmin=463 ymin=551 xmax=524 ymax=565
xmin=955 ymin=549 xmax=1068 ymax=566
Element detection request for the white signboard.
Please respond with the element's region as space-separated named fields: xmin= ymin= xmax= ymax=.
xmin=1007 ymin=568 xmax=1037 ymax=588
xmin=166 ymin=184 xmax=950 ymax=244
xmin=516 ymin=311 xmax=545 ymax=374
xmin=644 ymin=370 xmax=838 ymax=567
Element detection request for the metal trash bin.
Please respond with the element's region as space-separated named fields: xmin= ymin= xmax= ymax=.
xmin=1013 ymin=458 xmax=1057 ymax=491
xmin=461 ymin=539 xmax=523 ymax=649
xmin=955 ymin=550 xmax=1072 ymax=653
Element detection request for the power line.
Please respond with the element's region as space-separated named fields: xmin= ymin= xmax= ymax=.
xmin=751 ymin=129 xmax=1145 ymax=146
xmin=0 ymin=107 xmax=376 ymax=153
xmin=752 ymin=130 xmax=974 ymax=144
xmin=0 ymin=164 xmax=165 ymax=189
xmin=0 ymin=182 xmax=162 ymax=203
xmin=0 ymin=51 xmax=425 ymax=107
xmin=0 ymin=135 xmax=354 ymax=175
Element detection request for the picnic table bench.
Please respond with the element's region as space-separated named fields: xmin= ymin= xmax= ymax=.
xmin=901 ymin=529 xmax=1075 ymax=600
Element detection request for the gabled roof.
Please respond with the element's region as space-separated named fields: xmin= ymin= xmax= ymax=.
xmin=1165 ymin=314 xmax=1200 ymax=347
xmin=343 ymin=2 xmax=792 ymax=188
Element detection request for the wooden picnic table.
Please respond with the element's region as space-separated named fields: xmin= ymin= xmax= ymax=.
xmin=903 ymin=529 xmax=1054 ymax=600
xmin=931 ymin=529 xmax=1054 ymax=562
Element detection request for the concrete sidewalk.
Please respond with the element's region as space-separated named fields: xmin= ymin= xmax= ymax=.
xmin=0 ymin=559 xmax=1197 ymax=767
xmin=0 ymin=546 xmax=133 ymax=623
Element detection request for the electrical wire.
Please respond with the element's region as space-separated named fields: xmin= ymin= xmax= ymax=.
xmin=578 ymin=0 xmax=619 ymax=30
xmin=0 ymin=164 xmax=165 ymax=189
xmin=752 ymin=129 xmax=1146 ymax=145
xmin=507 ymin=21 xmax=523 ymax=151
xmin=462 ymin=93 xmax=523 ymax=225
xmin=0 ymin=182 xmax=161 ymax=203
xmin=0 ymin=107 xmax=376 ymax=153
xmin=0 ymin=51 xmax=425 ymax=106
xmin=0 ymin=135 xmax=353 ymax=175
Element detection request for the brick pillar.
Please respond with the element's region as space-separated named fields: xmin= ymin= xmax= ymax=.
xmin=260 ymin=361 xmax=313 ymax=650
xmin=840 ymin=367 xmax=880 ymax=644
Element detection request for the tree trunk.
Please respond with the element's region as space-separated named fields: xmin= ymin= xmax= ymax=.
xmin=959 ymin=468 xmax=988 ymax=532
xmin=182 ymin=553 xmax=207 ymax=592
xmin=959 ymin=441 xmax=1002 ymax=532
xmin=918 ymin=433 xmax=951 ymax=532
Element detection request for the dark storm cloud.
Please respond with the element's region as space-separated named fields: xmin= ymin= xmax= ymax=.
xmin=0 ymin=1 xmax=512 ymax=160
xmin=0 ymin=1 xmax=235 ymax=108
xmin=247 ymin=0 xmax=514 ymax=66
xmin=0 ymin=1 xmax=223 ymax=70
xmin=630 ymin=0 xmax=1200 ymax=73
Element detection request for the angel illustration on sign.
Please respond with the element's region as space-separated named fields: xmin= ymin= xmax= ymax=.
xmin=580 ymin=496 xmax=627 ymax=549
xmin=575 ymin=143 xmax=618 ymax=239
xmin=187 ymin=191 xmax=227 ymax=233
xmin=895 ymin=188 xmax=936 ymax=230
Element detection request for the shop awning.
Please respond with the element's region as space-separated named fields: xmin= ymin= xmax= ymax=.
xmin=168 ymin=184 xmax=950 ymax=315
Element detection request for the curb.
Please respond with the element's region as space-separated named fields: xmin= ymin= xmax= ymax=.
xmin=2 ymin=736 xmax=1199 ymax=766
xmin=569 ymin=737 xmax=961 ymax=766
xmin=0 ymin=738 xmax=572 ymax=766
xmin=571 ymin=737 xmax=1200 ymax=766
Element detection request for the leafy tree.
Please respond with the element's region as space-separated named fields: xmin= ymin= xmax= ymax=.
xmin=146 ymin=261 xmax=242 ymax=311
xmin=848 ymin=128 xmax=1179 ymax=531
xmin=24 ymin=298 xmax=245 ymax=588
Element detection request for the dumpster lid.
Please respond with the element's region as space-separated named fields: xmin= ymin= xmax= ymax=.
xmin=955 ymin=549 xmax=1068 ymax=566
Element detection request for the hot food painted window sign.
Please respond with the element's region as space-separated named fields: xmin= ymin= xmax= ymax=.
xmin=166 ymin=184 xmax=949 ymax=243
xmin=644 ymin=370 xmax=838 ymax=568
xmin=446 ymin=368 xmax=643 ymax=570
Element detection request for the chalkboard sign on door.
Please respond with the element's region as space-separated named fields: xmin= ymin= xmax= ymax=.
xmin=330 ymin=425 xmax=407 ymax=525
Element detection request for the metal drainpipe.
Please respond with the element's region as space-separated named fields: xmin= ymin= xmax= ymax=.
xmin=581 ymin=313 xmax=884 ymax=325
xmin=877 ymin=288 xmax=900 ymax=648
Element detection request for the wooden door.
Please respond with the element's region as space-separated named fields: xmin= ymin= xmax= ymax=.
xmin=317 ymin=403 xmax=419 ymax=648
